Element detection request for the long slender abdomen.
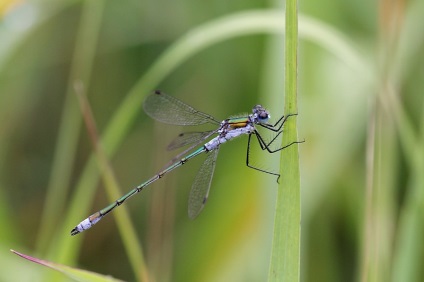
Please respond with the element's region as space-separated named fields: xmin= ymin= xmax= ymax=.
xmin=70 ymin=146 xmax=207 ymax=235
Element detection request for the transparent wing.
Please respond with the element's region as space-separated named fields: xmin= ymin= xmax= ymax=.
xmin=143 ymin=90 xmax=220 ymax=126
xmin=188 ymin=148 xmax=219 ymax=219
xmin=160 ymin=131 xmax=216 ymax=171
xmin=167 ymin=130 xmax=216 ymax=150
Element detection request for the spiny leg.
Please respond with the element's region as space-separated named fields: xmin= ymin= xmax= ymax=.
xmin=245 ymin=131 xmax=304 ymax=183
xmin=256 ymin=113 xmax=299 ymax=150
xmin=259 ymin=113 xmax=298 ymax=132
xmin=254 ymin=118 xmax=300 ymax=152
xmin=255 ymin=131 xmax=305 ymax=154
xmin=245 ymin=134 xmax=280 ymax=180
xmin=257 ymin=129 xmax=283 ymax=150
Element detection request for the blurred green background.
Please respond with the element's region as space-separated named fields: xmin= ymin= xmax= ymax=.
xmin=1 ymin=0 xmax=424 ymax=281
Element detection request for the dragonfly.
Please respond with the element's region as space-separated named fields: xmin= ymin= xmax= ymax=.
xmin=71 ymin=90 xmax=302 ymax=236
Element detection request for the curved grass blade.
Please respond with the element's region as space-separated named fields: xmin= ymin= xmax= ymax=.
xmin=11 ymin=250 xmax=123 ymax=282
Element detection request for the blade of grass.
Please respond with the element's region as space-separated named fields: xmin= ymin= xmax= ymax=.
xmin=12 ymin=249 xmax=124 ymax=282
xmin=361 ymin=103 xmax=376 ymax=282
xmin=372 ymin=109 xmax=397 ymax=282
xmin=360 ymin=2 xmax=403 ymax=280
xmin=268 ymin=1 xmax=301 ymax=281
xmin=375 ymin=2 xmax=424 ymax=279
xmin=389 ymin=86 xmax=423 ymax=282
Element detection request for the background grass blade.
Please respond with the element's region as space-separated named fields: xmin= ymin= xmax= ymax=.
xmin=12 ymin=249 xmax=124 ymax=282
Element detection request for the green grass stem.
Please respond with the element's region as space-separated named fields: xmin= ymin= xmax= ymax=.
xmin=268 ymin=1 xmax=301 ymax=281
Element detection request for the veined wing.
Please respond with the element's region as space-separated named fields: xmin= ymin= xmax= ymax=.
xmin=143 ymin=90 xmax=220 ymax=126
xmin=167 ymin=130 xmax=216 ymax=151
xmin=161 ymin=130 xmax=217 ymax=172
xmin=188 ymin=148 xmax=219 ymax=219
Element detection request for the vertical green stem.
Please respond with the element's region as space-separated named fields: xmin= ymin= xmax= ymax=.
xmin=269 ymin=1 xmax=301 ymax=281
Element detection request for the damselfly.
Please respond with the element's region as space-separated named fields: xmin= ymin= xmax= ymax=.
xmin=71 ymin=90 xmax=302 ymax=235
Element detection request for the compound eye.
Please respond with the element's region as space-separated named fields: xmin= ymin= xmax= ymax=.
xmin=258 ymin=110 xmax=270 ymax=123
xmin=252 ymin=105 xmax=270 ymax=122
xmin=258 ymin=111 xmax=269 ymax=120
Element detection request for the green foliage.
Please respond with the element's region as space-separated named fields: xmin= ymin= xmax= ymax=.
xmin=1 ymin=0 xmax=424 ymax=281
